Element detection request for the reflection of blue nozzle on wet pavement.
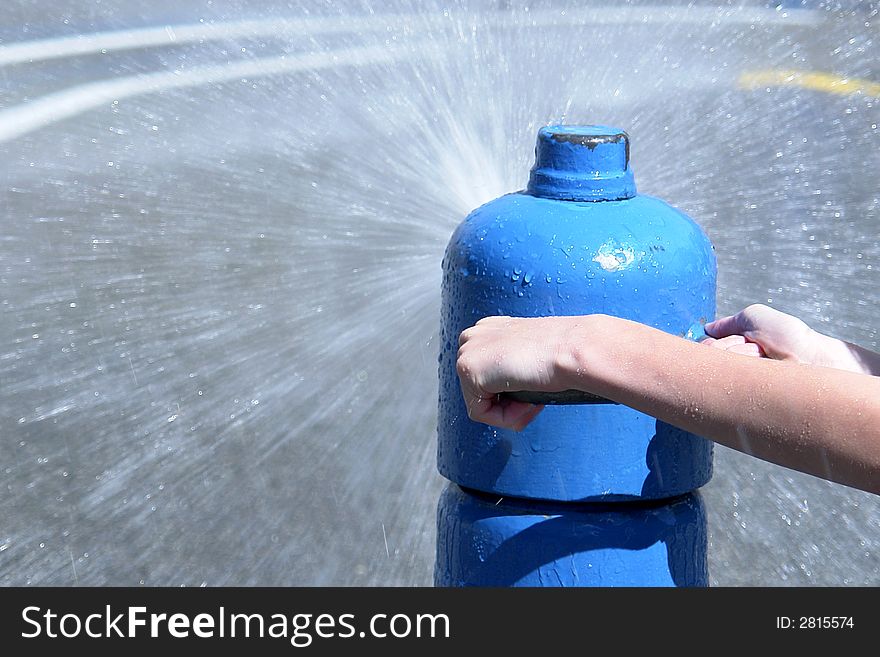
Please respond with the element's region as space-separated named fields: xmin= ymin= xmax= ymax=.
xmin=436 ymin=125 xmax=717 ymax=586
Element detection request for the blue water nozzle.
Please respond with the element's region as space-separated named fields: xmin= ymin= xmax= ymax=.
xmin=438 ymin=124 xmax=716 ymax=501
xmin=527 ymin=125 xmax=636 ymax=202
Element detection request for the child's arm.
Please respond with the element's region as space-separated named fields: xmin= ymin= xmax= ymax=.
xmin=457 ymin=314 xmax=880 ymax=495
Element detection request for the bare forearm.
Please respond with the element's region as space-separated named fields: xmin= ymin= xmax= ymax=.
xmin=567 ymin=316 xmax=880 ymax=494
xmin=813 ymin=331 xmax=880 ymax=376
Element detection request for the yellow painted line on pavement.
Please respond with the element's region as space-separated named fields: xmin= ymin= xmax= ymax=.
xmin=738 ymin=69 xmax=880 ymax=98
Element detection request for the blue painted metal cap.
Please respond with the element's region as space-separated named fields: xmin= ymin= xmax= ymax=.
xmin=527 ymin=125 xmax=636 ymax=201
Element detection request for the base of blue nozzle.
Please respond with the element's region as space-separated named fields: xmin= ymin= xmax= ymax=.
xmin=435 ymin=483 xmax=708 ymax=587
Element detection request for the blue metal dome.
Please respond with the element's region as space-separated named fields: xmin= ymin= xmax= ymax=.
xmin=437 ymin=125 xmax=716 ymax=501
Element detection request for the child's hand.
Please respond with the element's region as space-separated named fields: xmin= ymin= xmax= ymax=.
xmin=702 ymin=304 xmax=819 ymax=364
xmin=456 ymin=315 xmax=597 ymax=431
